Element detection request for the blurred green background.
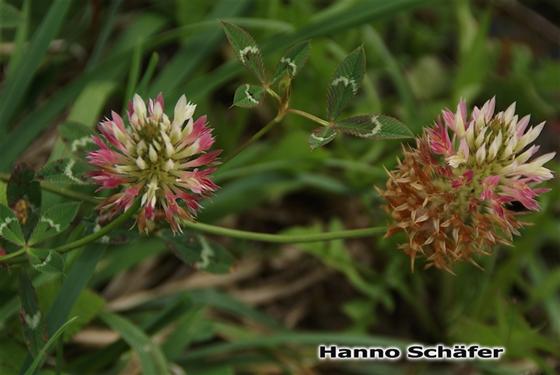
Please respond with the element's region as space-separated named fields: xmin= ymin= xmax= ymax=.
xmin=0 ymin=0 xmax=559 ymax=374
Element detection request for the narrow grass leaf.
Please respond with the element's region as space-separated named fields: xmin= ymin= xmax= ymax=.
xmin=101 ymin=312 xmax=170 ymax=375
xmin=45 ymin=244 xmax=106 ymax=336
xmin=0 ymin=0 xmax=73 ymax=135
xmin=23 ymin=317 xmax=78 ymax=375
xmin=6 ymin=0 xmax=29 ymax=78
xmin=136 ymin=52 xmax=160 ymax=95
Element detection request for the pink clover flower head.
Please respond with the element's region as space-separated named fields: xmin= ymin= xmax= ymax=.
xmin=379 ymin=98 xmax=555 ymax=271
xmin=88 ymin=93 xmax=221 ymax=233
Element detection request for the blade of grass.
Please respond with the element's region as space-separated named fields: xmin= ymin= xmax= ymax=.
xmin=6 ymin=0 xmax=30 ymax=78
xmin=0 ymin=0 xmax=73 ymax=136
xmin=69 ymin=298 xmax=191 ymax=373
xmin=362 ymin=25 xmax=416 ymax=124
xmin=123 ymin=41 xmax=143 ymax=110
xmin=136 ymin=52 xmax=160 ymax=95
xmin=22 ymin=317 xmax=78 ymax=375
xmin=0 ymin=61 xmax=125 ymax=171
xmin=45 ymin=244 xmax=107 ymax=336
xmin=180 ymin=331 xmax=409 ymax=362
xmin=86 ymin=0 xmax=123 ymax=69
xmin=148 ymin=0 xmax=252 ymax=96
xmin=186 ymin=0 xmax=437 ymax=101
xmin=101 ymin=312 xmax=170 ymax=375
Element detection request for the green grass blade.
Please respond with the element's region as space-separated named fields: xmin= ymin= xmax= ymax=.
xmin=45 ymin=244 xmax=107 ymax=336
xmin=86 ymin=0 xmax=123 ymax=69
xmin=22 ymin=317 xmax=78 ymax=375
xmin=180 ymin=331 xmax=408 ymax=362
xmin=100 ymin=312 xmax=170 ymax=375
xmin=0 ymin=0 xmax=73 ymax=136
xmin=123 ymin=41 xmax=143 ymax=110
xmin=148 ymin=0 xmax=252 ymax=96
xmin=6 ymin=0 xmax=30 ymax=78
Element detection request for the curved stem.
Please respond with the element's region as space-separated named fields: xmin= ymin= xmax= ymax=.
xmin=182 ymin=221 xmax=384 ymax=243
xmin=287 ymin=108 xmax=330 ymax=127
xmin=265 ymin=88 xmax=282 ymax=104
xmin=1 ymin=201 xmax=140 ymax=265
xmin=223 ymin=114 xmax=284 ymax=164
xmin=53 ymin=200 xmax=140 ymax=254
xmin=0 ymin=172 xmax=99 ymax=205
xmin=0 ymin=248 xmax=25 ymax=263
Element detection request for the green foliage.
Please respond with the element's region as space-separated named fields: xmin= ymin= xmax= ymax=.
xmin=335 ymin=115 xmax=414 ymax=139
xmin=100 ymin=312 xmax=170 ymax=375
xmin=222 ymin=21 xmax=267 ymax=83
xmin=272 ymin=40 xmax=311 ymax=82
xmin=232 ymin=84 xmax=265 ymax=108
xmin=0 ymin=204 xmax=25 ymax=245
xmin=29 ymin=202 xmax=81 ymax=245
xmin=308 ymin=126 xmax=337 ymax=149
xmin=164 ymin=231 xmax=234 ymax=274
xmin=0 ymin=1 xmax=558 ymax=374
xmin=327 ymin=46 xmax=366 ymax=120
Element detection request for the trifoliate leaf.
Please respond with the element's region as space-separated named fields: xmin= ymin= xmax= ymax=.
xmin=29 ymin=250 xmax=65 ymax=275
xmin=29 ymin=202 xmax=81 ymax=245
xmin=37 ymin=158 xmax=90 ymax=185
xmin=309 ymin=127 xmax=337 ymax=149
xmin=232 ymin=84 xmax=265 ymax=108
xmin=326 ymin=46 xmax=366 ymax=120
xmin=164 ymin=231 xmax=234 ymax=274
xmin=221 ymin=22 xmax=266 ymax=83
xmin=335 ymin=115 xmax=414 ymax=139
xmin=58 ymin=121 xmax=96 ymax=156
xmin=272 ymin=40 xmax=310 ymax=82
xmin=0 ymin=204 xmax=25 ymax=245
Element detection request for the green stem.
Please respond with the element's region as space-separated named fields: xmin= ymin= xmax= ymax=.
xmin=1 ymin=201 xmax=140 ymax=265
xmin=265 ymin=88 xmax=282 ymax=104
xmin=0 ymin=172 xmax=99 ymax=205
xmin=0 ymin=248 xmax=25 ymax=262
xmin=52 ymin=200 xmax=140 ymax=254
xmin=182 ymin=221 xmax=384 ymax=243
xmin=224 ymin=114 xmax=284 ymax=164
xmin=287 ymin=108 xmax=330 ymax=127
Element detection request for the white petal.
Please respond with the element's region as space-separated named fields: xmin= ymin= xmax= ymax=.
xmin=149 ymin=145 xmax=158 ymax=162
xmin=503 ymin=102 xmax=516 ymax=125
xmin=172 ymin=95 xmax=188 ymax=128
xmin=133 ymin=94 xmax=147 ymax=119
xmin=515 ymin=122 xmax=545 ymax=152
xmin=476 ymin=146 xmax=486 ymax=164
